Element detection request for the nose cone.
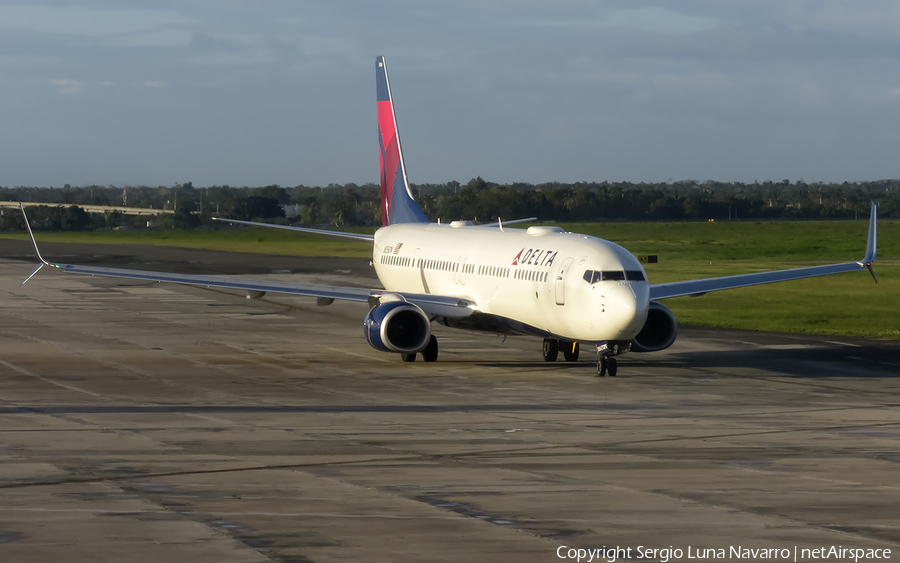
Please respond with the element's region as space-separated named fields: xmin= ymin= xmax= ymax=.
xmin=609 ymin=283 xmax=650 ymax=337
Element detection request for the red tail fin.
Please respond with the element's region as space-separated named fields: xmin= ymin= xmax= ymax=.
xmin=377 ymin=56 xmax=429 ymax=226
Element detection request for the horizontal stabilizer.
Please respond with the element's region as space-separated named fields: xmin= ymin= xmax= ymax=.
xmin=212 ymin=217 xmax=374 ymax=242
xmin=482 ymin=217 xmax=538 ymax=228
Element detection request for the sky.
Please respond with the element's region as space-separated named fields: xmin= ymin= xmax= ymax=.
xmin=2 ymin=0 xmax=900 ymax=188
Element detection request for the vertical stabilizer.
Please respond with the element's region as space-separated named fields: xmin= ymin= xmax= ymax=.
xmin=377 ymin=56 xmax=429 ymax=226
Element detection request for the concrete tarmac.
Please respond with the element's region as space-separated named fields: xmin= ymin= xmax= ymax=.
xmin=0 ymin=244 xmax=899 ymax=562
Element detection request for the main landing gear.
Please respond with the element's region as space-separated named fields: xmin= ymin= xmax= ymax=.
xmin=542 ymin=339 xmax=558 ymax=362
xmin=542 ymin=339 xmax=579 ymax=362
xmin=400 ymin=335 xmax=439 ymax=363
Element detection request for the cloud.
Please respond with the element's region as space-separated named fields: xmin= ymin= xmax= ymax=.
xmin=504 ymin=6 xmax=718 ymax=35
xmin=51 ymin=78 xmax=84 ymax=95
xmin=0 ymin=5 xmax=196 ymax=38
xmin=4 ymin=1 xmax=900 ymax=186
xmin=788 ymin=79 xmax=831 ymax=109
xmin=568 ymin=69 xmax=734 ymax=91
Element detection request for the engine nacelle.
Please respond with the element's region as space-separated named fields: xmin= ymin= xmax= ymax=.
xmin=630 ymin=301 xmax=678 ymax=353
xmin=364 ymin=301 xmax=431 ymax=354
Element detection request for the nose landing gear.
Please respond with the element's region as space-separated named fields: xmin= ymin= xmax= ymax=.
xmin=543 ymin=339 xmax=625 ymax=376
xmin=595 ymin=341 xmax=627 ymax=377
xmin=597 ymin=355 xmax=617 ymax=377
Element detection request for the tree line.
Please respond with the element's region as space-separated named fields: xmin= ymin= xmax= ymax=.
xmin=1 ymin=177 xmax=897 ymax=232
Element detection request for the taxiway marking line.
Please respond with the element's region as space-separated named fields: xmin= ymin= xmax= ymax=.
xmin=0 ymin=359 xmax=104 ymax=398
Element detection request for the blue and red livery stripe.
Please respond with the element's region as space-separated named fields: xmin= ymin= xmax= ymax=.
xmin=376 ymin=56 xmax=429 ymax=226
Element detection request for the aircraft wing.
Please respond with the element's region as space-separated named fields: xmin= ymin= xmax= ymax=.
xmin=18 ymin=206 xmax=473 ymax=319
xmin=52 ymin=263 xmax=374 ymax=301
xmin=649 ymin=201 xmax=878 ymax=300
xmin=42 ymin=263 xmax=473 ymax=317
xmin=212 ymin=217 xmax=374 ymax=242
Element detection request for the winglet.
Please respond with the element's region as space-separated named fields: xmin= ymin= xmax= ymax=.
xmin=861 ymin=200 xmax=877 ymax=283
xmin=19 ymin=203 xmax=51 ymax=286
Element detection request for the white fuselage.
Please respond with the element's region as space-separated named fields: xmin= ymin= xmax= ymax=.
xmin=372 ymin=223 xmax=650 ymax=342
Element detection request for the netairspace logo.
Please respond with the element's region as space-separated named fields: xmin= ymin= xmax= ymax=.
xmin=556 ymin=545 xmax=892 ymax=563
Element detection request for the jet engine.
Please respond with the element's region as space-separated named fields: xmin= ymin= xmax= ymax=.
xmin=630 ymin=301 xmax=677 ymax=353
xmin=364 ymin=300 xmax=431 ymax=354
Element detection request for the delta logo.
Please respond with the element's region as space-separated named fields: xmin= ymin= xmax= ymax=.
xmin=511 ymin=248 xmax=558 ymax=267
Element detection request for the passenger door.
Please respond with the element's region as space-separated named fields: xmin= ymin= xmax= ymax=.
xmin=554 ymin=257 xmax=574 ymax=305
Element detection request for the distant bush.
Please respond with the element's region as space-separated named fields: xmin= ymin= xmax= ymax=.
xmin=2 ymin=178 xmax=897 ymax=232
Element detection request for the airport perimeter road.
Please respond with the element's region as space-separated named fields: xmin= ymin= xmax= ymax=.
xmin=1 ymin=257 xmax=899 ymax=563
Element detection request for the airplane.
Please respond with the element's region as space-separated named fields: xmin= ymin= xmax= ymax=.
xmin=20 ymin=56 xmax=878 ymax=377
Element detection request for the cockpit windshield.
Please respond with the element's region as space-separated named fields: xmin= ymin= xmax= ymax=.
xmin=583 ymin=269 xmax=645 ymax=283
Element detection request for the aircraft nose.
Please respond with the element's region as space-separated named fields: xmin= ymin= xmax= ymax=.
xmin=609 ymin=283 xmax=649 ymax=335
xmin=609 ymin=283 xmax=636 ymax=312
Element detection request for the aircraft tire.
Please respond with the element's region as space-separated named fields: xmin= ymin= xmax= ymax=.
xmin=542 ymin=339 xmax=559 ymax=362
xmin=597 ymin=357 xmax=607 ymax=377
xmin=422 ymin=335 xmax=438 ymax=362
xmin=563 ymin=342 xmax=580 ymax=362
xmin=608 ymin=357 xmax=617 ymax=377
xmin=401 ymin=353 xmax=416 ymax=362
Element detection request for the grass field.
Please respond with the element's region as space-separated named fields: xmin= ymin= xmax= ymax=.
xmin=0 ymin=227 xmax=376 ymax=258
xmin=3 ymin=219 xmax=897 ymax=339
xmin=561 ymin=220 xmax=900 ymax=339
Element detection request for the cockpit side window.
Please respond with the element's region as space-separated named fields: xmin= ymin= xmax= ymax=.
xmin=625 ymin=270 xmax=645 ymax=281
xmin=584 ymin=270 xmax=605 ymax=284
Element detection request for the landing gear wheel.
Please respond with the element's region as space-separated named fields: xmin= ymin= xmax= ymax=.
xmin=542 ymin=339 xmax=559 ymax=362
xmin=607 ymin=357 xmax=617 ymax=377
xmin=563 ymin=342 xmax=580 ymax=362
xmin=597 ymin=357 xmax=607 ymax=377
xmin=400 ymin=353 xmax=416 ymax=362
xmin=422 ymin=335 xmax=438 ymax=362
